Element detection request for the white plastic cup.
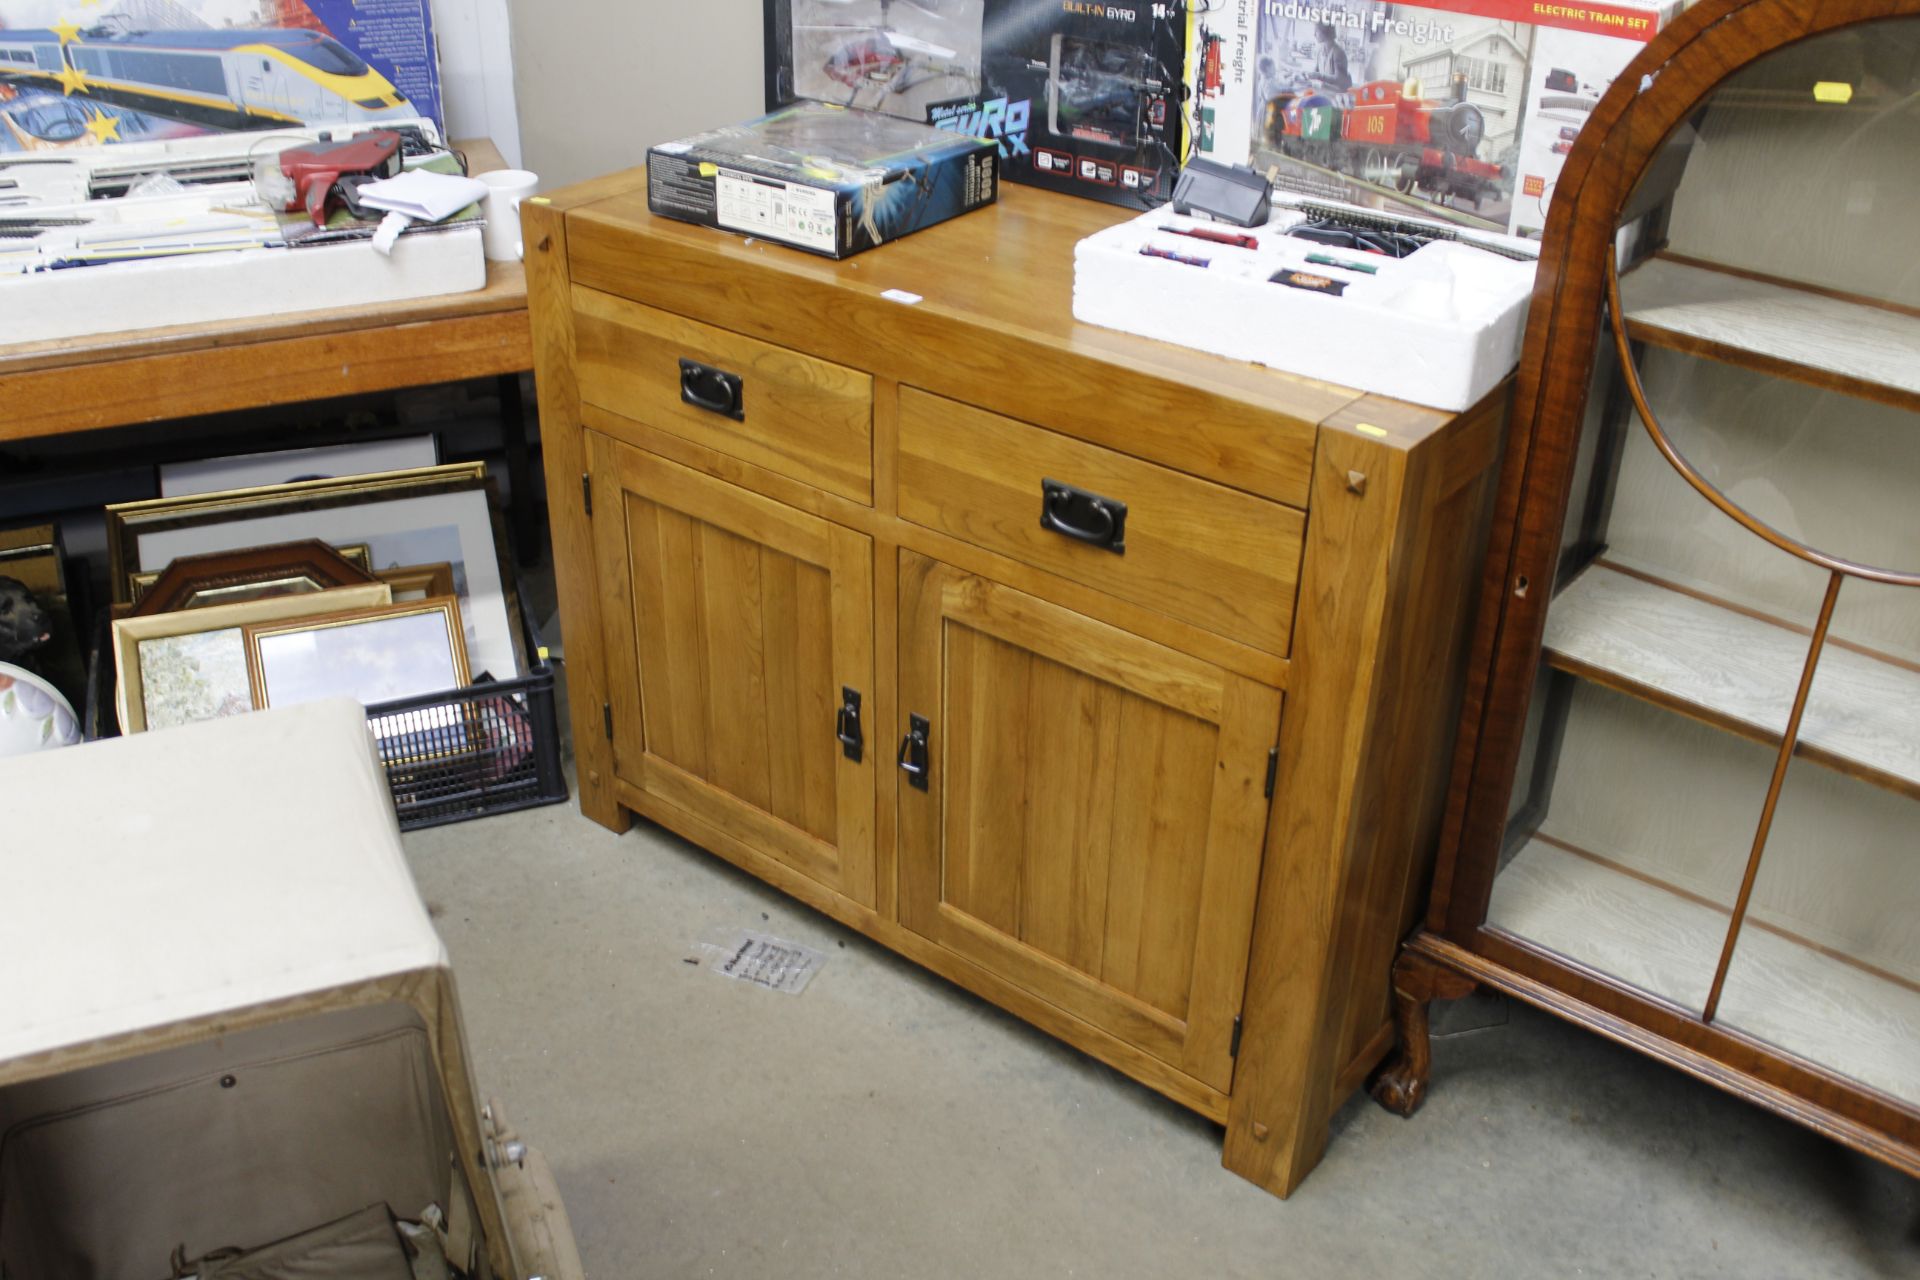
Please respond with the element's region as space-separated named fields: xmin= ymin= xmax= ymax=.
xmin=476 ymin=168 xmax=539 ymax=262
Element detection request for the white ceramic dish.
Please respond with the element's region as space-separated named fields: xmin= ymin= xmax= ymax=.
xmin=0 ymin=663 xmax=82 ymax=757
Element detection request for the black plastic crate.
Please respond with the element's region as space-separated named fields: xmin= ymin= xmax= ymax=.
xmin=365 ymin=665 xmax=568 ymax=831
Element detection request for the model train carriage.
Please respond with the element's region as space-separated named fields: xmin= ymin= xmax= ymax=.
xmin=0 ymin=28 xmax=412 ymax=131
xmin=1264 ymin=78 xmax=1506 ymax=209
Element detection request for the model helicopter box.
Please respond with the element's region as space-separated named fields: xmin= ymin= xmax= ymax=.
xmin=647 ymin=103 xmax=999 ymax=259
xmin=0 ymin=1 xmax=442 ymax=154
xmin=1212 ymin=0 xmax=1678 ymax=239
xmin=763 ymin=1 xmax=1184 ymax=211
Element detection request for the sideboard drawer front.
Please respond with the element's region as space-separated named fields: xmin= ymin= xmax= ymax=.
xmin=573 ymin=286 xmax=874 ymax=503
xmin=898 ymin=389 xmax=1305 ymax=654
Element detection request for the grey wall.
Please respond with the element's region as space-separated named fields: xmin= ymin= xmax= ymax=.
xmin=507 ymin=2 xmax=766 ymax=189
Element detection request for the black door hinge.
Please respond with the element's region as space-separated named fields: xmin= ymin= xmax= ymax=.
xmin=1264 ymin=747 xmax=1279 ymax=800
xmin=581 ymin=472 xmax=593 ymax=516
xmin=602 ymin=701 xmax=614 ymax=740
xmin=1230 ymin=1015 xmax=1244 ymax=1058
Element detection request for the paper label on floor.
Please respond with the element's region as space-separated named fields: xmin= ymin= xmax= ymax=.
xmin=695 ymin=929 xmax=826 ymax=995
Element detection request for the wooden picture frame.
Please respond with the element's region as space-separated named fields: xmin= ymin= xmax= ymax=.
xmin=127 ymin=541 xmax=376 ymax=616
xmin=105 ymin=463 xmax=522 ymax=680
xmin=374 ymin=562 xmax=458 ymax=604
xmin=243 ymin=596 xmax=470 ymax=712
xmin=112 ymin=583 xmax=394 ymax=734
xmin=129 ymin=543 xmax=373 ymax=606
xmin=157 ymin=435 xmax=440 ymax=497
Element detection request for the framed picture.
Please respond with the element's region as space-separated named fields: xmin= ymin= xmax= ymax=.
xmin=244 ymin=598 xmax=470 ymax=710
xmin=128 ymin=541 xmax=376 ymax=617
xmin=112 ymin=583 xmax=394 ymax=734
xmin=158 ymin=437 xmax=441 ymax=498
xmin=129 ymin=544 xmax=373 ymax=607
xmin=106 ymin=464 xmax=522 ymax=680
xmin=375 ymin=562 xmax=458 ymax=604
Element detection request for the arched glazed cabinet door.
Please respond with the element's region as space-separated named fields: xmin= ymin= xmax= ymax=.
xmin=1487 ymin=16 xmax=1920 ymax=1108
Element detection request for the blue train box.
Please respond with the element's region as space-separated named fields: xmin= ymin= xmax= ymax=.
xmin=0 ymin=2 xmax=441 ymax=153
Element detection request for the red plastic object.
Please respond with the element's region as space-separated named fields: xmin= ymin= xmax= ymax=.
xmin=279 ymin=130 xmax=402 ymax=225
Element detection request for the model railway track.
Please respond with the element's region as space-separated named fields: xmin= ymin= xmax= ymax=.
xmin=1250 ymin=145 xmax=1506 ymax=233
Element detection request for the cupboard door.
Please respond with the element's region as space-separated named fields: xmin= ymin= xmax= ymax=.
xmin=896 ymin=552 xmax=1281 ymax=1090
xmin=589 ymin=434 xmax=875 ymax=906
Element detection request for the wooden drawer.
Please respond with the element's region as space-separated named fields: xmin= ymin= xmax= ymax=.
xmin=572 ymin=286 xmax=874 ymax=503
xmin=897 ymin=388 xmax=1306 ymax=654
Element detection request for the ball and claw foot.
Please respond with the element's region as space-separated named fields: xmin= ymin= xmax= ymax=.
xmin=1370 ymin=1053 xmax=1429 ymax=1117
xmin=1369 ymin=945 xmax=1476 ymax=1118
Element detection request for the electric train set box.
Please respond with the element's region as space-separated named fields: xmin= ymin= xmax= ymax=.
xmin=0 ymin=1 xmax=442 ymax=154
xmin=1192 ymin=0 xmax=1680 ymax=239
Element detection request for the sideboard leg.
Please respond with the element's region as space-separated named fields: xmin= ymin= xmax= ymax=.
xmin=1370 ymin=947 xmax=1477 ymax=1117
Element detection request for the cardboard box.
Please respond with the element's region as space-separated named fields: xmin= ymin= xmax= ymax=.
xmin=764 ymin=0 xmax=1183 ymax=211
xmin=765 ymin=0 xmax=987 ymax=123
xmin=647 ymin=103 xmax=999 ymax=259
xmin=0 ymin=1 xmax=442 ymax=152
xmin=1195 ymin=1 xmax=1677 ymax=237
xmin=4 ymin=223 xmax=484 ymax=345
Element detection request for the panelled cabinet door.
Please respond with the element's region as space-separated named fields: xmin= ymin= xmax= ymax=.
xmin=588 ymin=432 xmax=876 ymax=906
xmin=896 ymin=552 xmax=1282 ymax=1091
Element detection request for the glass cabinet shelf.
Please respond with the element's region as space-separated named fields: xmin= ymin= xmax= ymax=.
xmin=1543 ymin=560 xmax=1920 ymax=800
xmin=1618 ymin=254 xmax=1920 ymax=411
xmin=1489 ymin=834 xmax=1920 ymax=1105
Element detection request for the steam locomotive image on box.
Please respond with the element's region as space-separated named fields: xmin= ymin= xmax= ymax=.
xmin=0 ymin=26 xmax=415 ymax=132
xmin=1261 ymin=75 xmax=1507 ymax=210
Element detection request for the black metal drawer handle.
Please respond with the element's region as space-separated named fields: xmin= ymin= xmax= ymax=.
xmin=898 ymin=714 xmax=930 ymax=791
xmin=1040 ymin=478 xmax=1127 ymax=555
xmin=679 ymin=358 xmax=744 ymax=421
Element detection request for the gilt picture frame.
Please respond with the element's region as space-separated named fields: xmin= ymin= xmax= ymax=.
xmin=243 ymin=597 xmax=470 ymax=711
xmin=112 ymin=583 xmax=394 ymax=734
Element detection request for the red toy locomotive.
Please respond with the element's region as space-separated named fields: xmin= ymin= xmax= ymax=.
xmin=1262 ymin=73 xmax=1506 ymax=210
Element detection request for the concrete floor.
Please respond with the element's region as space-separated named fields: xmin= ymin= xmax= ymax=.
xmin=406 ymin=801 xmax=1920 ymax=1278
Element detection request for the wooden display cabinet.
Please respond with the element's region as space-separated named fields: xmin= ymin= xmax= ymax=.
xmin=1379 ymin=0 xmax=1920 ymax=1178
xmin=527 ymin=175 xmax=1507 ymax=1196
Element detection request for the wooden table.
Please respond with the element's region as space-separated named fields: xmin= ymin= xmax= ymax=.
xmin=0 ymin=139 xmax=540 ymax=555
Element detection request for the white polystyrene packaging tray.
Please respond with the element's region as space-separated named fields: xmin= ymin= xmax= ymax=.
xmin=1072 ymin=198 xmax=1539 ymax=410
xmin=2 ymin=225 xmax=485 ymax=345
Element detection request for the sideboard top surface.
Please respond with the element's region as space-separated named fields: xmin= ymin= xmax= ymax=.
xmin=555 ymin=177 xmax=1462 ymax=468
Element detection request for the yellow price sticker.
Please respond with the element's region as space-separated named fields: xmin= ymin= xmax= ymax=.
xmin=1813 ymin=81 xmax=1853 ymax=104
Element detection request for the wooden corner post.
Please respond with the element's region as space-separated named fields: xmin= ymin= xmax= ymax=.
xmin=1224 ymin=393 xmax=1507 ymax=1196
xmin=524 ymin=196 xmax=629 ymax=833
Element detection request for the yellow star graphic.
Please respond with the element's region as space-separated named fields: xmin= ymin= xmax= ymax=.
xmin=55 ymin=63 xmax=91 ymax=96
xmin=84 ymin=111 xmax=121 ymax=143
xmin=50 ymin=18 xmax=81 ymax=43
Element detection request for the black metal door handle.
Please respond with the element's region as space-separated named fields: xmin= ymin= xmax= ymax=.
xmin=1040 ymin=478 xmax=1127 ymax=554
xmin=836 ymin=687 xmax=864 ymax=763
xmin=898 ymin=714 xmax=930 ymax=791
xmin=678 ymin=358 xmax=744 ymax=420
